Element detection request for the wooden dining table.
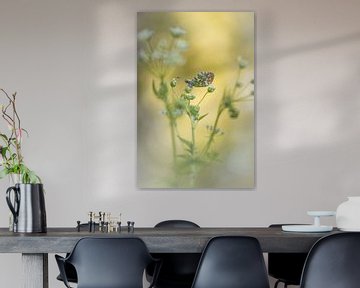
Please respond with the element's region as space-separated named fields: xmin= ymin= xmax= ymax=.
xmin=0 ymin=226 xmax=339 ymax=288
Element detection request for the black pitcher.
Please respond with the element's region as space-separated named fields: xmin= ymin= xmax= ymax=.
xmin=6 ymin=183 xmax=47 ymax=233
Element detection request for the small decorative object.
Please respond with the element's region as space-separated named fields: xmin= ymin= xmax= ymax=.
xmin=336 ymin=197 xmax=360 ymax=231
xmin=85 ymin=211 xmax=122 ymax=232
xmin=127 ymin=221 xmax=135 ymax=233
xmin=77 ymin=221 xmax=81 ymax=232
xmin=0 ymin=88 xmax=46 ymax=233
xmin=282 ymin=211 xmax=335 ymax=232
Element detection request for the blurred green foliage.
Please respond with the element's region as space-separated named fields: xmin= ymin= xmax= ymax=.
xmin=137 ymin=12 xmax=254 ymax=188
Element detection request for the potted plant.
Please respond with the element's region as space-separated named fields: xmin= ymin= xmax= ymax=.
xmin=0 ymin=88 xmax=40 ymax=183
xmin=0 ymin=88 xmax=46 ymax=233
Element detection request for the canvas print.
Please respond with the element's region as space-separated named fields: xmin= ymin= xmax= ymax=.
xmin=137 ymin=12 xmax=255 ymax=188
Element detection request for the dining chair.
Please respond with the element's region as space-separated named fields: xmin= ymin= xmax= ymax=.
xmin=300 ymin=232 xmax=360 ymax=288
xmin=56 ymin=223 xmax=99 ymax=284
xmin=191 ymin=236 xmax=270 ymax=288
xmin=146 ymin=220 xmax=201 ymax=288
xmin=268 ymin=224 xmax=308 ymax=288
xmin=55 ymin=237 xmax=160 ymax=288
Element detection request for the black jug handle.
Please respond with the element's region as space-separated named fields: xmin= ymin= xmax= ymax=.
xmin=6 ymin=186 xmax=20 ymax=224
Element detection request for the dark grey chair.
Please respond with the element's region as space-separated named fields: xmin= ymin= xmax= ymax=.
xmin=56 ymin=223 xmax=99 ymax=284
xmin=147 ymin=220 xmax=201 ymax=288
xmin=191 ymin=236 xmax=270 ymax=288
xmin=55 ymin=237 xmax=160 ymax=288
xmin=268 ymin=224 xmax=308 ymax=288
xmin=300 ymin=232 xmax=360 ymax=288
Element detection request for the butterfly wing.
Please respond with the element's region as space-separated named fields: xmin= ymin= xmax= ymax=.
xmin=185 ymin=71 xmax=214 ymax=88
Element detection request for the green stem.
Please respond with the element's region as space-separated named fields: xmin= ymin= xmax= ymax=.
xmin=233 ymin=92 xmax=254 ymax=103
xmin=169 ymin=118 xmax=177 ymax=164
xmin=197 ymin=91 xmax=208 ymax=106
xmin=188 ymin=118 xmax=197 ymax=187
xmin=156 ymin=77 xmax=177 ymax=165
xmin=191 ymin=121 xmax=196 ymax=156
xmin=231 ymin=69 xmax=242 ymax=96
xmin=233 ymin=79 xmax=252 ymax=100
xmin=202 ymin=106 xmax=224 ymax=155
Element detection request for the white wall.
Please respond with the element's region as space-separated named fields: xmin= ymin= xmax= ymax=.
xmin=0 ymin=0 xmax=360 ymax=287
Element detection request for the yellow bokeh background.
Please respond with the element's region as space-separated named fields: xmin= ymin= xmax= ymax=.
xmin=137 ymin=12 xmax=254 ymax=188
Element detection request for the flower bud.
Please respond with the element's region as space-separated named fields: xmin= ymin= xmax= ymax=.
xmin=237 ymin=56 xmax=248 ymax=69
xmin=189 ymin=105 xmax=200 ymax=116
xmin=207 ymin=84 xmax=216 ymax=93
xmin=170 ymin=78 xmax=177 ymax=87
xmin=169 ymin=26 xmax=186 ymax=38
xmin=137 ymin=29 xmax=154 ymax=42
xmin=185 ymin=86 xmax=192 ymax=93
xmin=185 ymin=93 xmax=196 ymax=100
xmin=236 ymin=81 xmax=243 ymax=88
xmin=229 ymin=107 xmax=239 ymax=118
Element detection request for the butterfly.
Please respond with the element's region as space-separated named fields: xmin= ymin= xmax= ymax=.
xmin=185 ymin=71 xmax=214 ymax=88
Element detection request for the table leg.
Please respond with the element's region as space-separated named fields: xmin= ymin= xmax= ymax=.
xmin=22 ymin=253 xmax=48 ymax=288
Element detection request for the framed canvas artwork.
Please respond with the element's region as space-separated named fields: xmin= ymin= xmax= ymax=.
xmin=137 ymin=12 xmax=255 ymax=188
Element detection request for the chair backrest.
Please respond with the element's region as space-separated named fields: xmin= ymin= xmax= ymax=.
xmin=66 ymin=237 xmax=154 ymax=288
xmin=300 ymin=232 xmax=360 ymax=288
xmin=268 ymin=224 xmax=308 ymax=285
xmin=149 ymin=220 xmax=201 ymax=287
xmin=155 ymin=219 xmax=200 ymax=228
xmin=191 ymin=236 xmax=270 ymax=288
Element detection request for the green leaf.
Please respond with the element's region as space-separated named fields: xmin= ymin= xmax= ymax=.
xmin=177 ymin=136 xmax=193 ymax=149
xmin=152 ymin=80 xmax=159 ymax=96
xmin=0 ymin=133 xmax=8 ymax=142
xmin=1 ymin=146 xmax=8 ymax=158
xmin=158 ymin=82 xmax=168 ymax=101
xmin=198 ymin=113 xmax=208 ymax=122
xmin=15 ymin=164 xmax=42 ymax=184
xmin=21 ymin=128 xmax=29 ymax=137
xmin=177 ymin=154 xmax=188 ymax=158
xmin=0 ymin=169 xmax=9 ymax=179
xmin=185 ymin=148 xmax=193 ymax=155
xmin=10 ymin=153 xmax=17 ymax=160
xmin=28 ymin=170 xmax=41 ymax=184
